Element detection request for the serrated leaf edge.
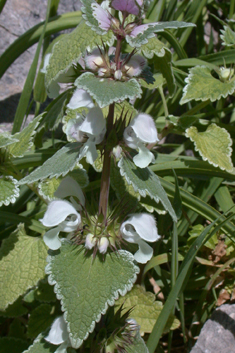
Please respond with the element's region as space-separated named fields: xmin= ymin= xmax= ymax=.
xmin=45 ymin=242 xmax=139 ymax=348
xmin=185 ymin=124 xmax=234 ymax=172
xmin=0 ymin=176 xmax=20 ymax=207
xmin=80 ymin=0 xmax=107 ymax=36
xmin=75 ymin=72 xmax=142 ymax=108
xmin=118 ymin=158 xmax=177 ymax=222
xmin=180 ymin=66 xmax=235 ymax=104
xmin=22 ymin=333 xmax=45 ymax=353
xmin=0 ymin=133 xmax=19 ymax=149
xmin=8 ymin=114 xmax=44 ymax=158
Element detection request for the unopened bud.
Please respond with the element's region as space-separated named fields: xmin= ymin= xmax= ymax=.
xmin=85 ymin=49 xmax=104 ymax=71
xmin=85 ymin=233 xmax=96 ymax=250
xmin=125 ymin=22 xmax=137 ymax=35
xmin=219 ymin=67 xmax=234 ymax=81
xmin=125 ymin=55 xmax=147 ymax=77
xmin=114 ymin=70 xmax=123 ymax=80
xmin=110 ymin=17 xmax=120 ymax=31
xmin=98 ymin=68 xmax=108 ymax=77
xmin=98 ymin=237 xmax=109 ymax=254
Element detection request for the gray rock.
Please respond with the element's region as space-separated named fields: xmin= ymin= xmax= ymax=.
xmin=0 ymin=0 xmax=81 ymax=130
xmin=190 ymin=304 xmax=235 ymax=353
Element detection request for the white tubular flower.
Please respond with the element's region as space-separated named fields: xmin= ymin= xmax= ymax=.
xmin=123 ymin=113 xmax=159 ymax=168
xmin=66 ymin=107 xmax=106 ymax=165
xmin=67 ymin=88 xmax=94 ymax=110
xmin=54 ymin=176 xmax=85 ymax=210
xmin=120 ymin=213 xmax=160 ymax=263
xmin=124 ymin=55 xmax=147 ymax=77
xmin=45 ymin=316 xmax=70 ymax=353
xmin=78 ymin=107 xmax=106 ymax=165
xmin=40 ymin=200 xmax=81 ymax=250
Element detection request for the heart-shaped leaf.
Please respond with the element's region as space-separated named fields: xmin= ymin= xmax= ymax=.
xmin=75 ymin=72 xmax=142 ymax=108
xmin=0 ymin=176 xmax=20 ymax=207
xmin=46 ymin=241 xmax=139 ymax=348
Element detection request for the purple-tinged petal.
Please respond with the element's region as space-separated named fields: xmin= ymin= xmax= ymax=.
xmin=130 ymin=23 xmax=155 ymax=37
xmin=91 ymin=2 xmax=111 ymax=31
xmin=111 ymin=0 xmax=140 ymax=15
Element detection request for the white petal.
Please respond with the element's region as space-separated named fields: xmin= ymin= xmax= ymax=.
xmin=55 ymin=342 xmax=69 ymax=353
xmin=125 ymin=55 xmax=146 ymax=77
xmin=45 ymin=317 xmax=69 ymax=345
xmin=130 ymin=113 xmax=159 ymax=144
xmin=134 ymin=239 xmax=153 ymax=263
xmin=85 ymin=139 xmax=99 ymax=165
xmin=85 ymin=48 xmax=104 ymax=71
xmin=43 ymin=227 xmax=61 ymax=250
xmin=59 ymin=213 xmax=81 ymax=232
xmin=65 ymin=117 xmax=85 ymax=142
xmin=133 ymin=144 xmax=155 ymax=168
xmin=121 ymin=213 xmax=160 ymax=242
xmin=80 ymin=107 xmax=106 ymax=137
xmin=123 ymin=126 xmax=138 ymax=149
xmin=55 ymin=176 xmax=85 ymax=206
xmin=40 ymin=200 xmax=79 ymax=228
xmin=67 ymin=88 xmax=94 ymax=110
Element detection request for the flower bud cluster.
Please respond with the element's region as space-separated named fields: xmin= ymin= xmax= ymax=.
xmin=84 ymin=47 xmax=147 ymax=81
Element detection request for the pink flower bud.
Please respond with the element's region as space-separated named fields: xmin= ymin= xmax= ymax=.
xmin=124 ymin=55 xmax=146 ymax=77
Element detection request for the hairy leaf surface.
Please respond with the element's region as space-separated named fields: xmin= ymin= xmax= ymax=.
xmin=46 ymin=241 xmax=139 ymax=348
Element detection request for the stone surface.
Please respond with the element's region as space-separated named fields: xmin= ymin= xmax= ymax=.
xmin=190 ymin=304 xmax=235 ymax=353
xmin=0 ymin=0 xmax=81 ymax=129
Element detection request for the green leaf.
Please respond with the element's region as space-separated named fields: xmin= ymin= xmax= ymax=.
xmin=45 ymin=20 xmax=114 ymax=88
xmin=116 ymin=285 xmax=180 ymax=336
xmin=0 ymin=225 xmax=47 ymax=310
xmin=0 ymin=338 xmax=29 ymax=353
xmin=0 ymin=133 xmax=19 ymax=149
xmin=221 ymin=25 xmax=235 ymax=46
xmin=139 ymin=36 xmax=169 ymax=59
xmin=154 ymin=50 xmax=175 ymax=96
xmin=0 ymin=296 xmax=28 ymax=318
xmin=38 ymin=169 xmax=88 ymax=200
xmin=126 ymin=332 xmax=149 ymax=353
xmin=38 ymin=178 xmax=61 ymax=201
xmin=180 ymin=66 xmax=235 ymax=104
xmin=9 ymin=318 xmax=27 ymax=339
xmin=46 ymin=241 xmax=139 ymax=348
xmin=27 ymin=304 xmax=57 ymax=339
xmin=34 ymin=279 xmax=57 ymax=303
xmin=0 ymin=176 xmax=20 ymax=207
xmin=126 ymin=21 xmax=195 ymax=48
xmin=18 ymin=143 xmax=82 ymax=185
xmin=140 ymin=73 xmax=165 ymax=90
xmin=81 ymin=0 xmax=107 ymax=35
xmin=40 ymin=91 xmax=69 ymax=130
xmin=75 ymin=72 xmax=142 ymax=108
xmin=118 ymin=158 xmax=177 ymax=222
xmin=23 ymin=333 xmax=57 ymax=353
xmin=8 ymin=115 xmax=43 ymax=158
xmin=186 ymin=124 xmax=234 ymax=173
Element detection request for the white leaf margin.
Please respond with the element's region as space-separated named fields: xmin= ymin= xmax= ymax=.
xmin=180 ymin=66 xmax=235 ymax=104
xmin=45 ymin=240 xmax=139 ymax=349
xmin=185 ymin=124 xmax=234 ymax=173
xmin=0 ymin=176 xmax=20 ymax=207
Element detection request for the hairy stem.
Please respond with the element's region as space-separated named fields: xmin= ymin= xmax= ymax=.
xmin=99 ymin=103 xmax=115 ymax=222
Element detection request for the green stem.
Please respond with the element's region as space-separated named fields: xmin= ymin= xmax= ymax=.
xmin=99 ymin=103 xmax=115 ymax=221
